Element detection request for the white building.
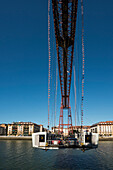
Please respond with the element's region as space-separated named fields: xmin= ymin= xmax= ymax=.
xmin=90 ymin=121 xmax=113 ymax=136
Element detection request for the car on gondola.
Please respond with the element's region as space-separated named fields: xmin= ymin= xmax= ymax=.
xmin=64 ymin=138 xmax=78 ymax=146
xmin=51 ymin=138 xmax=62 ymax=145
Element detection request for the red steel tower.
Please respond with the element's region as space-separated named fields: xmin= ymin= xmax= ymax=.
xmin=52 ymin=0 xmax=78 ymax=134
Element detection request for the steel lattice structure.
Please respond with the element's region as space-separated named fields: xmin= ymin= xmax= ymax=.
xmin=52 ymin=0 xmax=78 ymax=133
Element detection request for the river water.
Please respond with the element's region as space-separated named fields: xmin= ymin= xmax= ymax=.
xmin=0 ymin=140 xmax=113 ymax=170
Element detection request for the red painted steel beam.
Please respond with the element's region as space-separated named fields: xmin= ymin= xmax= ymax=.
xmin=52 ymin=0 xmax=78 ymax=134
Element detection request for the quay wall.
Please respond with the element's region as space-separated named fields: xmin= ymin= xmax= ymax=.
xmin=0 ymin=136 xmax=32 ymax=140
xmin=99 ymin=137 xmax=113 ymax=141
xmin=0 ymin=136 xmax=113 ymax=141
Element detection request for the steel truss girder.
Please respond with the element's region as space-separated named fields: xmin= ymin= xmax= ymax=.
xmin=52 ymin=0 xmax=78 ymax=108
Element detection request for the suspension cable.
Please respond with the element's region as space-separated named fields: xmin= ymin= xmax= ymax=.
xmin=75 ymin=1 xmax=80 ymax=126
xmin=55 ymin=59 xmax=58 ymax=127
xmin=74 ymin=65 xmax=77 ymax=127
xmin=53 ymin=39 xmax=56 ymax=128
xmin=48 ymin=0 xmax=51 ymax=129
xmin=81 ymin=0 xmax=85 ymax=128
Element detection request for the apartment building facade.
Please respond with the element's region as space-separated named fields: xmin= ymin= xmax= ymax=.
xmin=7 ymin=122 xmax=40 ymax=136
xmin=52 ymin=125 xmax=91 ymax=136
xmin=71 ymin=126 xmax=91 ymax=133
xmin=0 ymin=124 xmax=7 ymax=135
xmin=90 ymin=121 xmax=113 ymax=136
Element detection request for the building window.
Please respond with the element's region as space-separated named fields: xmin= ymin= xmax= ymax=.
xmin=23 ymin=126 xmax=29 ymax=136
xmin=12 ymin=126 xmax=17 ymax=135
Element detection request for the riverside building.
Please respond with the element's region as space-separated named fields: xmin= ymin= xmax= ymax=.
xmin=7 ymin=122 xmax=41 ymax=136
xmin=0 ymin=124 xmax=7 ymax=135
xmin=71 ymin=126 xmax=91 ymax=133
xmin=90 ymin=121 xmax=113 ymax=136
xmin=52 ymin=126 xmax=91 ymax=136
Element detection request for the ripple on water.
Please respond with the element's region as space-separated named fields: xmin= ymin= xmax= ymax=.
xmin=0 ymin=140 xmax=113 ymax=170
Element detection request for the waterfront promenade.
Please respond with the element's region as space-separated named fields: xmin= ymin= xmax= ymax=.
xmin=0 ymin=136 xmax=32 ymax=140
xmin=99 ymin=136 xmax=113 ymax=141
xmin=0 ymin=136 xmax=113 ymax=141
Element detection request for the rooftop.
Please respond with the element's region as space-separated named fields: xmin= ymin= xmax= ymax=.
xmin=91 ymin=121 xmax=113 ymax=127
xmin=8 ymin=122 xmax=40 ymax=126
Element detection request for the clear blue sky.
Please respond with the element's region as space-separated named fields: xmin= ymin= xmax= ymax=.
xmin=0 ymin=0 xmax=113 ymax=128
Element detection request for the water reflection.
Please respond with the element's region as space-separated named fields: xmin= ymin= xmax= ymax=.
xmin=0 ymin=140 xmax=113 ymax=169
